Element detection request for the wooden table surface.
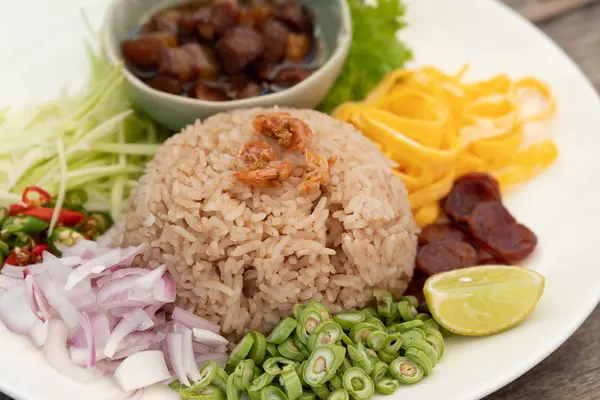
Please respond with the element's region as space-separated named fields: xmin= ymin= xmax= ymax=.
xmin=2 ymin=1 xmax=600 ymax=399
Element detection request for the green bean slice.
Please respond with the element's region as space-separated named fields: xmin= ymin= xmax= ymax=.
xmin=233 ymin=359 xmax=255 ymax=390
xmin=303 ymin=344 xmax=346 ymax=387
xmin=312 ymin=385 xmax=331 ymax=400
xmin=227 ymin=333 xmax=255 ymax=369
xmin=293 ymin=304 xmax=306 ymax=320
xmin=211 ymin=368 xmax=229 ymax=392
xmin=226 ymin=373 xmax=241 ymax=400
xmin=426 ymin=333 xmax=445 ymax=360
xmin=361 ymin=308 xmax=378 ymax=319
xmin=268 ymin=317 xmax=298 ymax=345
xmin=329 ymin=373 xmax=343 ymax=389
xmin=407 ymin=339 xmax=438 ymax=367
xmin=383 ymin=332 xmax=404 ymax=354
xmin=263 ymin=357 xmax=297 ymax=375
xmin=327 ymin=389 xmax=349 ymax=400
xmin=399 ymin=295 xmax=419 ymax=308
xmin=248 ymin=391 xmax=263 ymax=400
xmin=425 ymin=328 xmax=444 ymax=341
xmin=397 ymin=301 xmax=418 ymax=321
xmin=308 ymin=321 xmax=343 ymax=352
xmin=349 ymin=322 xmax=378 ymax=344
xmin=249 ymin=373 xmax=276 ymax=392
xmin=260 ymin=386 xmax=288 ymax=400
xmin=377 ymin=350 xmax=397 ymax=364
xmin=373 ymin=289 xmax=394 ymax=318
xmin=416 ymin=313 xmax=431 ymax=321
xmin=404 ymin=347 xmax=433 ymax=376
xmin=187 ymin=360 xmax=218 ymax=391
xmin=423 ymin=318 xmax=440 ymax=332
xmin=333 ymin=311 xmax=365 ymax=331
xmin=390 ymin=319 xmax=424 ymax=333
xmin=347 ymin=343 xmax=374 ymax=375
xmin=296 ymin=308 xmax=322 ymax=345
xmin=278 ymin=338 xmax=306 ymax=361
xmin=339 ymin=357 xmax=352 ymax=374
xmin=370 ymin=361 xmax=388 ymax=383
xmin=364 ymin=317 xmax=386 ymax=331
xmin=193 ymin=385 xmax=226 ymax=400
xmin=267 ymin=343 xmax=280 ymax=357
xmin=299 ymin=392 xmax=316 ymax=400
xmin=294 ymin=335 xmax=311 ymax=359
xmin=306 ymin=301 xmax=331 ymax=321
xmin=365 ymin=330 xmax=387 ymax=351
xmin=340 ymin=331 xmax=353 ymax=347
xmin=402 ymin=329 xmax=426 ymax=346
xmin=389 ymin=356 xmax=424 ymax=384
xmin=279 ymin=370 xmax=303 ymax=400
xmin=249 ymin=332 xmax=267 ymax=364
xmin=342 ymin=367 xmax=374 ymax=400
xmin=375 ymin=377 xmax=400 ymax=395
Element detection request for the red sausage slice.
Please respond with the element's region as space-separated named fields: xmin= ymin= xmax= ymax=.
xmin=418 ymin=223 xmax=468 ymax=246
xmin=444 ymin=173 xmax=502 ymax=223
xmin=416 ymin=239 xmax=478 ymax=276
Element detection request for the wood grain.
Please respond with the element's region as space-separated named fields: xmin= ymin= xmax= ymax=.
xmin=2 ymin=1 xmax=600 ymax=400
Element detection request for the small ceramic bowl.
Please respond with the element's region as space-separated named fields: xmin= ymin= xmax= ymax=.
xmin=102 ymin=0 xmax=352 ymax=131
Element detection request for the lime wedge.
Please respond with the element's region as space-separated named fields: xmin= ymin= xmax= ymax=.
xmin=423 ymin=265 xmax=545 ymax=336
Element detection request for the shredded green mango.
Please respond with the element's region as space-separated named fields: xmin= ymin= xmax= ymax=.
xmin=0 ymin=43 xmax=164 ymax=220
xmin=318 ymin=0 xmax=412 ymax=113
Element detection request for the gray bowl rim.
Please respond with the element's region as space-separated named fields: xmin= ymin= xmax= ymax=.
xmin=102 ymin=0 xmax=353 ymax=110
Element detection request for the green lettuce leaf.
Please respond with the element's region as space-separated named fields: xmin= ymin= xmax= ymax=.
xmin=318 ymin=0 xmax=413 ymax=113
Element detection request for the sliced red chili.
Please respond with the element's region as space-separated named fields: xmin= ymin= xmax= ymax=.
xmin=3 ymin=253 xmax=17 ymax=267
xmin=21 ymin=207 xmax=85 ymax=227
xmin=22 ymin=186 xmax=52 ymax=207
xmin=31 ymin=244 xmax=51 ymax=258
xmin=9 ymin=204 xmax=29 ymax=216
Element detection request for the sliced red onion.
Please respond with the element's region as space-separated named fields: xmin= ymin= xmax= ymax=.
xmin=65 ymin=249 xmax=122 ymax=290
xmin=91 ymin=313 xmax=112 ymax=348
xmin=96 ymin=268 xmax=149 ymax=289
xmin=144 ymin=304 xmax=164 ymax=324
xmin=192 ymin=328 xmax=229 ymax=348
xmin=0 ymin=275 xmax=21 ymax=289
xmin=192 ymin=342 xmax=212 ymax=355
xmin=56 ymin=240 xmax=98 ymax=258
xmin=44 ymin=281 xmax=81 ymax=332
xmin=70 ymin=346 xmax=105 ymax=366
xmin=96 ymin=223 xmax=124 ymax=248
xmin=113 ymin=331 xmax=167 ymax=360
xmin=104 ymin=308 xmax=154 ymax=358
xmin=79 ymin=312 xmax=96 ymax=368
xmin=1 ymin=265 xmax=25 ymax=279
xmin=0 ymin=284 xmax=38 ymax=333
xmin=42 ymin=252 xmax=72 ymax=283
xmin=180 ymin=326 xmax=201 ymax=382
xmin=166 ymin=333 xmax=190 ymax=387
xmin=136 ymin=265 xmax=166 ymax=289
xmin=43 ymin=319 xmax=95 ymax=382
xmin=172 ymin=307 xmax=220 ymax=334
xmin=59 ymin=256 xmax=84 ymax=267
xmin=97 ymin=276 xmax=154 ymax=310
xmin=113 ymin=350 xmax=171 ymax=392
xmin=153 ymin=274 xmax=176 ymax=303
xmin=95 ymin=359 xmax=122 ymax=376
xmin=29 ymin=319 xmax=48 ymax=347
xmin=25 ymin=275 xmax=51 ymax=322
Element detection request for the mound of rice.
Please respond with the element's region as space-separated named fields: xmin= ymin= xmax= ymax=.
xmin=122 ymin=108 xmax=418 ymax=339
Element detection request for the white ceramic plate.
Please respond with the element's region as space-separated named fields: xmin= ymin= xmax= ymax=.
xmin=1 ymin=0 xmax=599 ymax=399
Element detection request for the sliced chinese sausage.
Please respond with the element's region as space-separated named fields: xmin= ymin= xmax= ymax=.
xmin=417 ymin=223 xmax=468 ymax=246
xmin=444 ymin=172 xmax=502 ymax=223
xmin=467 ymin=200 xmax=537 ymax=263
xmin=416 ymin=239 xmax=478 ymax=276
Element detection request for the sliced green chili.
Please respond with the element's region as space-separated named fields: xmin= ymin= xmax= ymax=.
xmin=279 ymin=369 xmax=303 ymax=400
xmin=278 ymin=338 xmax=305 ymax=362
xmin=383 ymin=332 xmax=404 ymax=354
xmin=227 ymin=333 xmax=255 ymax=370
xmin=267 ymin=343 xmax=280 ymax=357
xmin=404 ymin=347 xmax=433 ymax=376
xmin=390 ymin=319 xmax=424 ymax=333
xmin=312 ymin=385 xmax=331 ymax=400
xmin=373 ymin=289 xmax=394 ymax=318
xmin=365 ymin=330 xmax=387 ymax=351
xmin=0 ymin=208 xmax=8 ymax=226
xmin=233 ymin=359 xmax=255 ymax=390
xmin=248 ymin=373 xmax=276 ymax=392
xmin=370 ymin=361 xmax=388 ymax=383
xmin=389 ymin=356 xmax=424 ymax=384
xmin=303 ymin=344 xmax=346 ymax=387
xmin=48 ymin=227 xmax=84 ymax=255
xmin=401 ymin=329 xmax=426 ymax=346
xmin=268 ymin=317 xmax=298 ymax=345
xmin=263 ymin=357 xmax=297 ymax=375
xmin=375 ymin=377 xmax=400 ymax=395
xmin=407 ymin=340 xmax=438 ymax=367
xmin=333 ymin=311 xmax=365 ymax=331
xmin=327 ymin=389 xmax=349 ymax=400
xmin=260 ymin=386 xmax=288 ymax=400
xmin=249 ymin=332 xmax=267 ymax=364
xmin=308 ymin=321 xmax=343 ymax=352
xmin=226 ymin=373 xmax=241 ymax=400
xmin=2 ymin=216 xmax=49 ymax=235
xmin=347 ymin=343 xmax=374 ymax=375
xmin=426 ymin=333 xmax=445 ymax=360
xmin=64 ymin=189 xmax=88 ymax=207
xmin=397 ymin=300 xmax=418 ymax=321
xmin=377 ymin=350 xmax=397 ymax=364
xmin=13 ymin=232 xmax=34 ymax=248
xmin=342 ymin=368 xmax=374 ymax=400
xmin=0 ymin=239 xmax=9 ymax=258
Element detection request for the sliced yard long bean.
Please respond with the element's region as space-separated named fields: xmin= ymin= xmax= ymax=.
xmin=268 ymin=317 xmax=298 ymax=345
xmin=294 ymin=335 xmax=311 ymax=358
xmin=249 ymin=332 xmax=267 ymax=364
xmin=248 ymin=373 xmax=276 ymax=392
xmin=296 ymin=307 xmax=323 ymax=345
xmin=347 ymin=343 xmax=374 ymax=375
xmin=267 ymin=343 xmax=280 ymax=357
xmin=261 ymin=386 xmax=288 ymax=400
xmin=293 ymin=304 xmax=306 ymax=320
xmin=211 ymin=368 xmax=229 ymax=392
xmin=342 ymin=368 xmax=374 ymax=400
xmin=399 ymin=295 xmax=419 ymax=309
xmin=333 ymin=311 xmax=365 ymax=330
xmin=365 ymin=317 xmax=386 ymax=332
xmin=263 ymin=357 xmax=296 ymax=375
xmin=227 ymin=373 xmax=241 ymax=400
xmin=233 ymin=359 xmax=255 ymax=390
xmin=383 ymin=332 xmax=404 ymax=354
xmin=408 ymin=339 xmax=438 ymax=367
xmin=279 ymin=338 xmax=306 ymax=361
xmin=329 ymin=374 xmax=343 ymax=389
xmin=280 ymin=369 xmax=303 ymax=400
xmin=361 ymin=308 xmax=378 ymax=319
xmin=306 ymin=300 xmax=332 ymax=321
xmin=423 ymin=318 xmax=440 ymax=332
xmin=312 ymin=385 xmax=331 ymax=400
xmin=339 ymin=357 xmax=352 ymax=374
xmin=328 ymin=389 xmax=349 ymax=400
xmin=303 ymin=344 xmax=346 ymax=387
xmin=227 ymin=333 xmax=254 ymax=370
xmin=373 ymin=289 xmax=394 ymax=318
xmin=308 ymin=321 xmax=343 ymax=352
xmin=299 ymin=392 xmax=316 ymax=400
xmin=390 ymin=319 xmax=424 ymax=333
xmin=389 ymin=356 xmax=424 ymax=384
xmin=397 ymin=300 xmax=418 ymax=321
xmin=370 ymin=361 xmax=388 ymax=383
xmin=194 ymin=385 xmax=225 ymax=400
xmin=402 ymin=328 xmax=426 ymax=345
xmin=416 ymin=313 xmax=431 ymax=321
xmin=377 ymin=350 xmax=397 ymax=364
xmin=426 ymin=332 xmax=445 ymax=360
xmin=375 ymin=377 xmax=400 ymax=395
xmin=365 ymin=330 xmax=387 ymax=350
xmin=404 ymin=347 xmax=433 ymax=376
xmin=349 ymin=322 xmax=378 ymax=344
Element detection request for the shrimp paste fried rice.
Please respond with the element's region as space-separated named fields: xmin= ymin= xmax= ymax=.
xmin=122 ymin=108 xmax=418 ymax=340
